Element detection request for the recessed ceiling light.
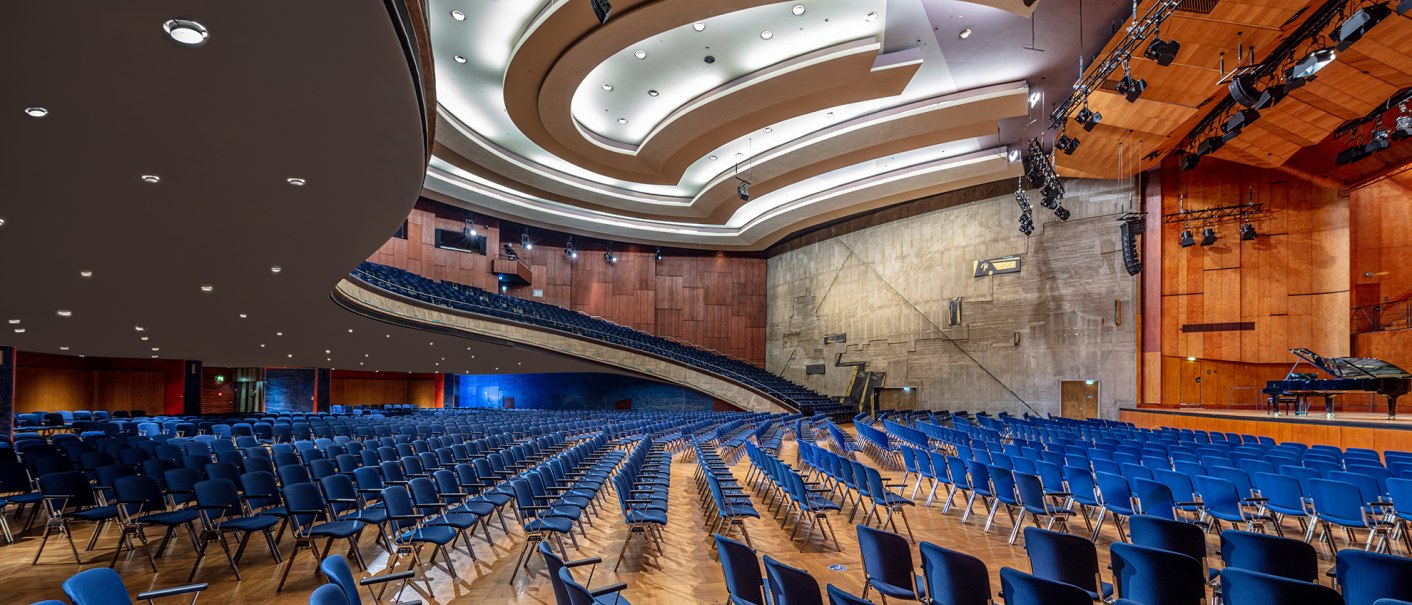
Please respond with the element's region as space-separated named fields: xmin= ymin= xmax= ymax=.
xmin=958 ymin=27 xmax=973 ymax=39
xmin=634 ymin=50 xmax=647 ymax=60
xmin=760 ymin=30 xmax=774 ymax=40
xmin=200 ymin=285 xmax=214 ymax=292
xmin=140 ymin=336 xmax=149 ymax=341
xmin=385 ymin=334 xmax=390 ymax=338
xmin=348 ymin=328 xmax=354 ymax=333
xmin=693 ymin=21 xmax=706 ymax=31
xmin=163 ymin=19 xmax=209 ymax=46
xmin=618 ymin=117 xmax=628 ymax=124
xmin=7 ymin=320 xmax=18 ymax=325
xmin=141 ymin=175 xmax=161 ymax=184
xmin=325 ymin=350 xmax=331 ymax=354
xmin=135 ymin=325 xmax=145 ymax=331
xmin=601 ymin=83 xmax=614 ymax=91
xmin=359 ymin=362 xmax=364 ymax=366
xmin=792 ymin=4 xmax=806 ymax=15
xmin=286 ymin=177 xmax=306 ymax=186
xmin=647 ymin=89 xmax=659 ymax=97
xmin=276 ymin=331 xmax=283 ymax=336
xmin=151 ymin=347 xmax=160 ymax=352
xmin=59 ymin=346 xmax=68 ymax=351
xmin=80 ymin=270 xmax=92 ymax=278
xmin=13 ymin=328 xmax=24 ymax=334
xmin=151 ymin=355 xmax=159 ymax=358
xmin=260 ymin=343 xmax=266 ymax=347
xmin=24 ymin=107 xmax=48 ymax=118
xmin=56 ymin=310 xmax=72 ymax=317
xmin=453 ymin=55 xmax=467 ymax=64
xmin=270 ymin=266 xmax=282 ymax=274
xmin=826 ymin=111 xmax=835 ymax=118
xmin=709 ymin=155 xmax=718 ymax=160
xmin=429 ymin=342 xmax=434 ymax=345
xmin=287 ymin=353 xmax=293 ymax=358
xmin=763 ymin=127 xmax=773 ymax=133
xmin=864 ymin=11 xmax=879 ymax=22
xmin=365 ymin=354 xmax=370 ymax=357
xmin=450 ymin=10 xmax=465 ymax=20
xmin=238 ymin=313 xmax=247 ymax=319
xmin=0 ymin=218 xmax=5 ymax=227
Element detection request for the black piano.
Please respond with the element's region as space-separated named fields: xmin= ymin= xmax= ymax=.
xmin=1263 ymin=348 xmax=1412 ymax=419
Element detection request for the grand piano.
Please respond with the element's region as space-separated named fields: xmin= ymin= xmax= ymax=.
xmin=1263 ymin=348 xmax=1412 ymax=419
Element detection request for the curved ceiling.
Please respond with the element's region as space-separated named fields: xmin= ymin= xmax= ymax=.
xmin=428 ymin=0 xmax=1132 ymax=249
xmin=0 ymin=1 xmax=618 ymax=375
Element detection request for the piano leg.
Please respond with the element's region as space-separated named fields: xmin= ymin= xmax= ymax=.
xmin=1323 ymin=395 xmax=1336 ymax=419
xmin=1387 ymin=394 xmax=1400 ymax=421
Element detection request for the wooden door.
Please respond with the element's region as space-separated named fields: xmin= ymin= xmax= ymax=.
xmin=1060 ymin=380 xmax=1100 ymax=419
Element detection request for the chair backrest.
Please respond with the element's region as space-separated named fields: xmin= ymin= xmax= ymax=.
xmin=714 ymin=534 xmax=765 ymax=605
xmin=1023 ymin=527 xmax=1101 ymax=596
xmin=856 ymin=524 xmax=914 ymax=595
xmin=763 ymin=554 xmax=824 ymax=605
xmin=1220 ymin=530 xmax=1317 ymax=582
xmin=1110 ymin=542 xmax=1205 ymax=605
xmin=1335 ymin=549 xmax=1412 ymax=605
xmin=1131 ymin=477 xmax=1176 ymax=519
xmin=1309 ymin=478 xmax=1364 ymax=522
xmin=556 ymin=567 xmax=603 ymax=605
xmin=919 ymin=541 xmax=991 ymax=605
xmin=826 ymin=584 xmax=875 ymax=605
xmin=310 ymin=583 xmax=350 ymax=605
xmin=61 ymin=568 xmax=135 ymax=605
xmin=999 ymin=567 xmax=1092 ymax=605
xmin=539 ymin=541 xmax=574 ymax=605
xmin=318 ymin=554 xmax=361 ymax=605
xmin=1128 ymin=514 xmax=1207 ymax=568
xmin=1220 ymin=567 xmax=1342 ymax=605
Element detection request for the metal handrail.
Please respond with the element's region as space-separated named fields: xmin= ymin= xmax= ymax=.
xmin=1352 ymin=299 xmax=1412 ymax=335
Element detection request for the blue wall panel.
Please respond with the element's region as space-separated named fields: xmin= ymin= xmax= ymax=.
xmin=454 ymin=372 xmax=713 ymax=411
xmin=267 ymin=368 xmax=316 ymax=413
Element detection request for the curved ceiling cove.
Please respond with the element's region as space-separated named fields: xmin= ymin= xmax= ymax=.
xmin=430 ymin=0 xmax=1062 ymax=248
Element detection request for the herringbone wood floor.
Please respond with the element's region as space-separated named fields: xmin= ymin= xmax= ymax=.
xmin=3 ymin=433 xmax=1333 ymax=604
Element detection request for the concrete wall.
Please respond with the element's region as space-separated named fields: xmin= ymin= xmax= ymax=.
xmin=766 ymin=178 xmax=1138 ymax=418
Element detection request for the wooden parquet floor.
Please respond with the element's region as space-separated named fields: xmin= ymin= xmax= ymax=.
xmin=2 ymin=434 xmax=1339 ymax=604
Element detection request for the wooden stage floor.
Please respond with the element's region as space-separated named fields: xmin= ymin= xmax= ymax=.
xmin=2 ymin=430 xmax=1357 ymax=605
xmin=1122 ymin=407 xmax=1412 ymax=451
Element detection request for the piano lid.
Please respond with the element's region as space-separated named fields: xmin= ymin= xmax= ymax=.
xmin=1289 ymin=348 xmax=1412 ymax=379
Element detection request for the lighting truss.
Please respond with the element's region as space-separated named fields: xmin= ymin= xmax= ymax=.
xmin=1048 ymin=0 xmax=1186 ymax=130
xmin=1161 ymin=202 xmax=1264 ymax=224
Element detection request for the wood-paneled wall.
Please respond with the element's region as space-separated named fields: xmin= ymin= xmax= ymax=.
xmin=13 ymin=353 xmax=182 ymax=415
xmin=200 ymin=367 xmax=235 ymax=415
xmin=1350 ymin=173 xmax=1412 ymax=309
xmin=1144 ymin=157 xmax=1350 ymax=408
xmin=368 ymin=200 xmax=767 ymax=365
xmin=330 ymin=371 xmax=438 ymax=407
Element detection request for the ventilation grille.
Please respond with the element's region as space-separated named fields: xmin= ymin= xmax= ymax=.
xmin=1175 ymin=0 xmax=1218 ymax=15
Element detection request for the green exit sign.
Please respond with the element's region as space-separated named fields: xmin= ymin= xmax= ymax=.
xmin=214 ymin=375 xmax=226 ymax=384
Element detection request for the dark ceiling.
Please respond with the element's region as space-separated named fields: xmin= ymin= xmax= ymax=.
xmin=0 ymin=2 xmax=616 ymax=376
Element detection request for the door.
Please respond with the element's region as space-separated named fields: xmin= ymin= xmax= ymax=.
xmin=1060 ymin=380 xmax=1100 ymax=419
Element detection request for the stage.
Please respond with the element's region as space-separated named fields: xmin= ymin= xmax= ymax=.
xmin=1119 ymin=407 xmax=1412 ymax=452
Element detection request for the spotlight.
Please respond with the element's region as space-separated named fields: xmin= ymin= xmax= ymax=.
xmin=655 ymin=247 xmax=663 ymax=261
xmin=1288 ymin=49 xmax=1336 ymax=81
xmin=1055 ymin=134 xmax=1080 ymax=155
xmin=1116 ymin=73 xmax=1147 ymax=103
xmin=1196 ymin=135 xmax=1225 ymax=156
xmin=1040 ymin=183 xmax=1062 ymax=209
xmin=1179 ymin=229 xmax=1196 ymax=248
xmin=1337 ymin=144 xmax=1370 ymax=165
xmin=1364 ymin=128 xmax=1392 ymax=155
xmin=1240 ymin=223 xmax=1258 ymax=241
xmin=1401 ymin=0 xmax=1412 ymax=15
xmin=1144 ymin=38 xmax=1181 ymax=66
xmin=736 ymin=182 xmax=750 ymax=201
xmin=1223 ymin=109 xmax=1261 ymax=136
xmin=589 ymin=0 xmax=612 ymax=24
xmin=1201 ymin=227 xmax=1217 ymax=246
xmin=1053 ymin=206 xmax=1071 ymax=221
xmin=1181 ymin=152 xmax=1202 ymax=171
xmin=565 ymin=237 xmax=576 ymax=259
xmin=1075 ymin=107 xmax=1102 ymax=132
xmin=1392 ymin=112 xmax=1412 ymax=141
xmin=521 ymin=230 xmax=532 ymax=250
xmin=1229 ymin=74 xmax=1263 ymax=108
xmin=1334 ymin=5 xmax=1390 ymax=51
xmin=1255 ymin=83 xmax=1288 ymax=110
xmin=1023 ymin=157 xmax=1046 ymax=188
xmin=1019 ymin=214 xmax=1034 ymax=236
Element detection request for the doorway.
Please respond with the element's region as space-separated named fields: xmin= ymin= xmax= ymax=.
xmin=1060 ymin=380 xmax=1100 ymax=420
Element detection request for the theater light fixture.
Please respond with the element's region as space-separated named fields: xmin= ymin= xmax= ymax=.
xmin=521 ymin=228 xmax=532 ymax=250
xmin=1393 ymin=109 xmax=1412 ymax=140
xmin=655 ymin=247 xmax=662 ymax=261
xmin=1144 ymin=37 xmax=1181 ymax=66
xmin=1180 ymin=152 xmax=1201 ymax=171
xmin=589 ymin=0 xmax=612 ymax=24
xmin=1075 ymin=106 xmax=1102 ymax=132
xmin=1288 ymin=48 xmax=1336 ymax=81
xmin=1334 ymin=5 xmax=1390 ymax=51
xmin=1115 ymin=64 xmax=1146 ymax=103
xmin=1053 ymin=206 xmax=1071 ymax=221
xmin=1055 ymin=134 xmax=1080 ymax=155
xmin=1223 ymin=109 xmax=1261 ymax=138
xmin=1240 ymin=223 xmax=1258 ymax=241
xmin=1178 ymin=229 xmax=1195 ymax=248
xmin=1201 ymin=227 xmax=1217 ymax=246
xmin=736 ymin=182 xmax=750 ymax=201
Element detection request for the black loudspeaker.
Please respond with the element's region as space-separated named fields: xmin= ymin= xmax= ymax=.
xmin=1120 ymin=220 xmax=1143 ymax=276
xmin=589 ymin=0 xmax=611 ymax=23
xmin=1229 ymin=75 xmax=1262 ymax=108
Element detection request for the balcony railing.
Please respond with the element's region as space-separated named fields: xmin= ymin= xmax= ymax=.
xmin=1352 ymin=299 xmax=1412 ymax=334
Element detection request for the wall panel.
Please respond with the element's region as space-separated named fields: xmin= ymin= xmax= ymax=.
xmin=370 ymin=200 xmax=767 ymax=364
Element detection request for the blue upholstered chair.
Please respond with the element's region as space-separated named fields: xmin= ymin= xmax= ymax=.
xmin=61 ymin=567 xmax=208 ymax=605
xmin=1219 ymin=567 xmax=1341 ymax=605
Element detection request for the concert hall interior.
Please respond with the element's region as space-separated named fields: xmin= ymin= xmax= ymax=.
xmin=6 ymin=1 xmax=1412 ymax=604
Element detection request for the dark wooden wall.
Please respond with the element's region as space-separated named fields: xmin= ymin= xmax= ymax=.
xmin=12 ymin=353 xmax=184 ymax=415
xmin=330 ymin=370 xmax=439 ymax=407
xmin=368 ymin=201 xmax=767 ymax=365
